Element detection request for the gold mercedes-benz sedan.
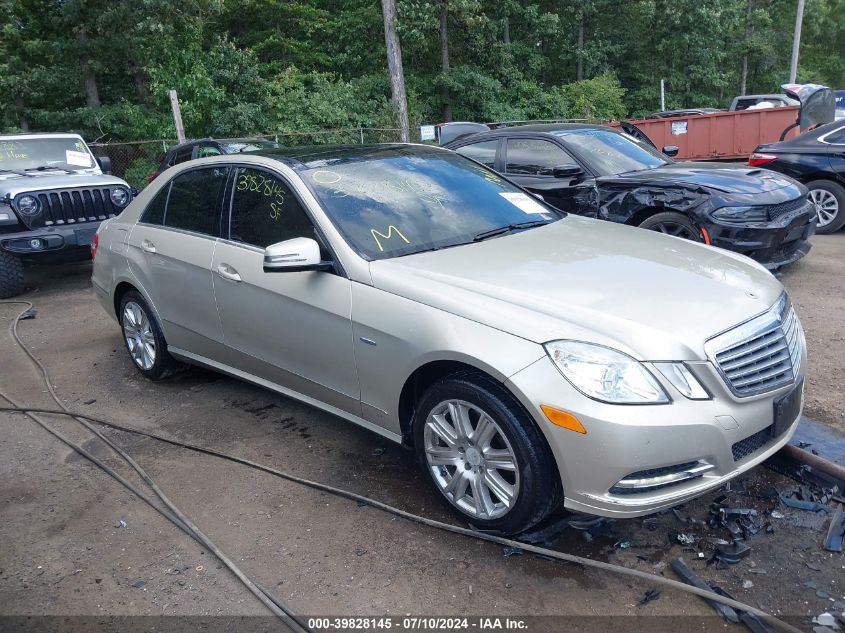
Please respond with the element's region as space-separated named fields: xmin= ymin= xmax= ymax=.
xmin=92 ymin=144 xmax=806 ymax=534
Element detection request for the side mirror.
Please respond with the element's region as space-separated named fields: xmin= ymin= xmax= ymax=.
xmin=552 ymin=164 xmax=584 ymax=179
xmin=263 ymin=237 xmax=333 ymax=273
xmin=662 ymin=145 xmax=679 ymax=157
xmin=96 ymin=155 xmax=112 ymax=174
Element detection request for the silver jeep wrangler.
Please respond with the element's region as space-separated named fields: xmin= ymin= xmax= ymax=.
xmin=0 ymin=133 xmax=133 ymax=298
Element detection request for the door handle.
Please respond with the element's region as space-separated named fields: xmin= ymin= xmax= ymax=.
xmin=216 ymin=263 xmax=242 ymax=282
xmin=140 ymin=239 xmax=156 ymax=254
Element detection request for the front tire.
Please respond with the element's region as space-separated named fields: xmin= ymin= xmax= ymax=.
xmin=119 ymin=290 xmax=181 ymax=381
xmin=638 ymin=211 xmax=704 ymax=242
xmin=0 ymin=251 xmax=25 ymax=299
xmin=806 ymin=180 xmax=845 ymax=234
xmin=414 ymin=371 xmax=561 ymax=535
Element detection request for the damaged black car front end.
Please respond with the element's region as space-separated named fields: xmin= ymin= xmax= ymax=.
xmin=598 ymin=163 xmax=817 ymax=269
xmin=445 ymin=123 xmax=816 ymax=269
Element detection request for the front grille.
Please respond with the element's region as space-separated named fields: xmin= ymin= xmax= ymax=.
xmin=34 ymin=187 xmax=121 ymax=226
xmin=732 ymin=425 xmax=775 ymax=461
xmin=765 ymin=196 xmax=809 ymax=221
xmin=706 ymin=295 xmax=802 ymax=397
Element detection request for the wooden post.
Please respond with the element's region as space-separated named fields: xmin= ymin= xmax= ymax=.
xmin=169 ymin=90 xmax=186 ymax=144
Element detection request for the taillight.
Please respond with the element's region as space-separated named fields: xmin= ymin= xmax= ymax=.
xmin=748 ymin=152 xmax=778 ymax=167
xmin=90 ymin=232 xmax=100 ymax=261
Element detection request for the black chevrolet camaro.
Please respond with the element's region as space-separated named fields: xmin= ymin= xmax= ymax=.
xmin=445 ymin=123 xmax=817 ymax=269
xmin=750 ymin=120 xmax=845 ymax=234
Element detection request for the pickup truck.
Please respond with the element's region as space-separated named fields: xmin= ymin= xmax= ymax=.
xmin=0 ymin=133 xmax=133 ymax=298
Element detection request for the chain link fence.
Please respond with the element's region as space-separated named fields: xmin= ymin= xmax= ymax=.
xmin=90 ymin=127 xmax=407 ymax=190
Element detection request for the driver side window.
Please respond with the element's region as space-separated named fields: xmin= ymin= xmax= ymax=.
xmin=228 ymin=167 xmax=315 ymax=248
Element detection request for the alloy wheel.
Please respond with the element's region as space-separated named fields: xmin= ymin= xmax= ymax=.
xmin=423 ymin=399 xmax=520 ymax=520
xmin=810 ymin=188 xmax=839 ymax=228
xmin=122 ymin=301 xmax=156 ymax=370
xmin=647 ymin=222 xmax=701 ymax=241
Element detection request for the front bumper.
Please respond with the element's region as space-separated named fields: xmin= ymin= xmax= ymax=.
xmin=704 ymin=206 xmax=816 ymax=269
xmin=0 ymin=222 xmax=99 ymax=258
xmin=506 ymin=353 xmax=805 ymax=518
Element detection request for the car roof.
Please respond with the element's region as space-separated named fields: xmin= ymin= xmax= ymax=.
xmin=444 ymin=122 xmax=616 ymax=146
xmin=224 ymin=143 xmax=452 ymax=171
xmin=0 ymin=133 xmax=85 ymax=140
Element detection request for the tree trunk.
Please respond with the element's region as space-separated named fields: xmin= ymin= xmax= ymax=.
xmin=503 ymin=16 xmax=510 ymax=45
xmin=740 ymin=0 xmax=752 ymax=94
xmin=81 ymin=59 xmax=100 ymax=107
xmin=576 ymin=8 xmax=585 ymax=81
xmin=380 ymin=0 xmax=410 ymax=142
xmin=15 ymin=96 xmax=28 ymax=132
xmin=130 ymin=61 xmax=150 ymax=103
xmin=440 ymin=0 xmax=452 ymax=122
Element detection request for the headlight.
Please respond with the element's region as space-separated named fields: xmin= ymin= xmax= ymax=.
xmin=545 ymin=341 xmax=669 ymax=404
xmin=16 ymin=195 xmax=40 ymax=216
xmin=110 ymin=187 xmax=130 ymax=207
xmin=711 ymin=205 xmax=769 ymax=223
xmin=653 ymin=362 xmax=710 ymax=400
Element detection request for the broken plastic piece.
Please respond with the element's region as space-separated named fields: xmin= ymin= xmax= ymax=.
xmin=502 ymin=546 xmax=523 ymax=558
xmin=779 ymin=494 xmax=830 ymax=513
xmin=714 ymin=541 xmax=751 ymax=565
xmin=19 ymin=308 xmax=37 ymax=320
xmin=639 ymin=588 xmax=661 ymax=605
xmin=670 ymin=530 xmax=696 ymax=546
xmin=670 ymin=558 xmax=740 ymax=623
xmin=823 ymin=503 xmax=843 ymax=553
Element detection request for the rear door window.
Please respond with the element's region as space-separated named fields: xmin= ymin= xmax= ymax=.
xmin=163 ymin=167 xmax=229 ymax=236
xmin=454 ymin=140 xmax=499 ymax=168
xmin=227 ymin=167 xmax=315 ymax=248
xmin=505 ymin=138 xmax=577 ymax=176
xmin=140 ymin=184 xmax=169 ymax=225
xmin=170 ymin=146 xmax=193 ymax=166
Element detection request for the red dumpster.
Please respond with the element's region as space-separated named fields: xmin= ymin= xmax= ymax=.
xmin=610 ymin=107 xmax=800 ymax=161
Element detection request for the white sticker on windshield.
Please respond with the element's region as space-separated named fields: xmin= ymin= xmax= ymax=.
xmin=66 ymin=150 xmax=92 ymax=167
xmin=499 ymin=192 xmax=547 ymax=214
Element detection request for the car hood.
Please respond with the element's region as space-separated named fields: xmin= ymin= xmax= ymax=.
xmin=369 ymin=216 xmax=784 ymax=361
xmin=607 ymin=162 xmax=797 ymax=194
xmin=0 ymin=171 xmax=129 ymax=197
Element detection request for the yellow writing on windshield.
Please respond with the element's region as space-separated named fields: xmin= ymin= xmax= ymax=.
xmin=371 ymin=226 xmax=410 ymax=252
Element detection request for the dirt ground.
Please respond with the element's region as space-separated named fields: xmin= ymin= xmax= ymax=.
xmin=1 ymin=235 xmax=843 ymax=632
xmin=778 ymin=235 xmax=845 ymax=434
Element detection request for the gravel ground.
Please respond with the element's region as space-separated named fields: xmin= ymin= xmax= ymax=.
xmin=1 ymin=236 xmax=843 ymax=632
xmin=779 ymin=235 xmax=845 ymax=434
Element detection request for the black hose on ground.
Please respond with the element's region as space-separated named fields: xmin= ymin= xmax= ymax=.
xmin=0 ymin=300 xmax=803 ymax=633
xmin=0 ymin=300 xmax=309 ymax=633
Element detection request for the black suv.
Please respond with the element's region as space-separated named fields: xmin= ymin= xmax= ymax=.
xmin=0 ymin=133 xmax=133 ymax=298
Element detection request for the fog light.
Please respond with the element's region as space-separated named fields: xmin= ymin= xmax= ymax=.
xmin=609 ymin=461 xmax=714 ymax=494
xmin=29 ymin=238 xmax=45 ymax=250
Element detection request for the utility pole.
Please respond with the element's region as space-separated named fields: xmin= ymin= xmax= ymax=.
xmin=169 ymin=90 xmax=186 ymax=144
xmin=660 ymin=79 xmax=665 ymax=112
xmin=789 ymin=0 xmax=805 ymax=84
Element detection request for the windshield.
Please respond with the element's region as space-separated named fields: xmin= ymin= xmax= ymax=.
xmin=553 ymin=128 xmax=670 ymax=176
xmin=0 ymin=137 xmax=96 ymax=171
xmin=304 ymin=150 xmax=561 ymax=260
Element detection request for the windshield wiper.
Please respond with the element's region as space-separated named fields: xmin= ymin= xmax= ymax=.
xmin=473 ymin=220 xmax=550 ymax=242
xmin=0 ymin=168 xmax=29 ymax=176
xmin=25 ymin=165 xmax=77 ymax=174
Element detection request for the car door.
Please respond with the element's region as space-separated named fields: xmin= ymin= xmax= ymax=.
xmin=211 ymin=165 xmax=361 ymax=416
xmin=822 ymin=126 xmax=845 ymax=186
xmin=126 ymin=165 xmax=229 ymax=357
xmin=501 ymin=137 xmax=598 ymax=216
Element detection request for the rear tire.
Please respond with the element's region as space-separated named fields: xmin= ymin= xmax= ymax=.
xmin=414 ymin=371 xmax=562 ymax=535
xmin=0 ymin=251 xmax=25 ymax=299
xmin=119 ymin=290 xmax=182 ymax=381
xmin=806 ymin=180 xmax=845 ymax=234
xmin=638 ymin=211 xmax=704 ymax=242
